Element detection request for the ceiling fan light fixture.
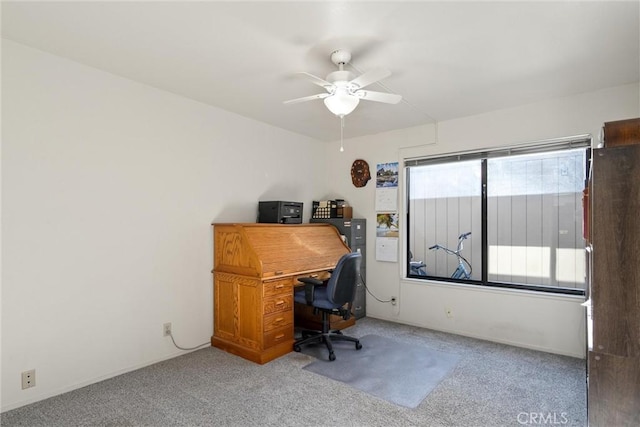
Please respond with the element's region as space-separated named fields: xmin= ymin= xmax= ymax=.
xmin=284 ymin=49 xmax=400 ymax=119
xmin=323 ymin=88 xmax=359 ymax=117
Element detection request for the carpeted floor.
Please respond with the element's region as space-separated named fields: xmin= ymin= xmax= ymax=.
xmin=0 ymin=317 xmax=587 ymax=426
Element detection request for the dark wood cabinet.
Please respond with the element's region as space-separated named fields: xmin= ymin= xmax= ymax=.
xmin=591 ymin=146 xmax=640 ymax=358
xmin=602 ymin=118 xmax=640 ymax=147
xmin=588 ymin=352 xmax=640 ymax=426
xmin=588 ymin=125 xmax=640 ymax=426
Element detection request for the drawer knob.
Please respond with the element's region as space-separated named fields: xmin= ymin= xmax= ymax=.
xmin=275 ymin=300 xmax=285 ymax=306
xmin=275 ymin=284 xmax=284 ymax=289
xmin=275 ymin=334 xmax=285 ymax=340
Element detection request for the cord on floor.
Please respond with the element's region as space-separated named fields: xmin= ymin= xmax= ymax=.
xmin=169 ymin=331 xmax=210 ymax=351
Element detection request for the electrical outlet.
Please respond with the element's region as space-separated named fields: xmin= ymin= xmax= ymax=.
xmin=390 ymin=296 xmax=397 ymax=305
xmin=163 ymin=322 xmax=172 ymax=337
xmin=445 ymin=307 xmax=453 ymax=318
xmin=21 ymin=369 xmax=36 ymax=389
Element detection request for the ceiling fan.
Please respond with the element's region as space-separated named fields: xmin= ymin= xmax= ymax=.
xmin=284 ymin=49 xmax=402 ymax=117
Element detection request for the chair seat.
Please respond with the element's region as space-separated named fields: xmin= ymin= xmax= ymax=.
xmin=294 ymin=287 xmax=341 ymax=311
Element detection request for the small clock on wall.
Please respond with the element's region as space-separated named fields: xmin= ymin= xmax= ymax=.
xmin=351 ymin=159 xmax=371 ymax=188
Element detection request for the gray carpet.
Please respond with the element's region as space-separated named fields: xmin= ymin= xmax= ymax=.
xmin=0 ymin=318 xmax=587 ymax=426
xmin=302 ymin=334 xmax=461 ymax=408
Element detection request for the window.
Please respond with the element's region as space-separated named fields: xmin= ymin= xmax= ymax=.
xmin=407 ymin=137 xmax=590 ymax=295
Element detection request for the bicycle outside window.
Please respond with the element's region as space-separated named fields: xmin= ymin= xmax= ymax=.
xmin=406 ymin=136 xmax=590 ymax=295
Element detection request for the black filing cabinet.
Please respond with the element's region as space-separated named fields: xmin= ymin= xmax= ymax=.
xmin=310 ymin=218 xmax=366 ymax=319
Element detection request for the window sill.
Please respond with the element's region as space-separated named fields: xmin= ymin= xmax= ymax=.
xmin=402 ymin=276 xmax=586 ymax=302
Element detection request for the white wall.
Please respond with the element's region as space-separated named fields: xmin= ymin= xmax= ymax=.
xmin=0 ymin=40 xmax=329 ymax=411
xmin=326 ymin=82 xmax=639 ymax=358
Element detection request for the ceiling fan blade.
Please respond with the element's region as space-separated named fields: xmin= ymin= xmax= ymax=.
xmin=296 ymin=72 xmax=334 ymax=89
xmin=355 ymin=90 xmax=402 ymax=104
xmin=283 ymin=93 xmax=330 ymax=105
xmin=349 ymin=68 xmax=392 ymax=90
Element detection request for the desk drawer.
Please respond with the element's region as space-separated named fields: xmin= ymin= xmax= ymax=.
xmin=264 ymin=311 xmax=293 ymax=332
xmin=263 ymin=294 xmax=293 ymax=315
xmin=264 ymin=278 xmax=292 ymax=297
xmin=264 ymin=327 xmax=293 ymax=349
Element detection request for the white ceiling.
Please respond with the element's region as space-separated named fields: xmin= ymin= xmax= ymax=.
xmin=2 ymin=1 xmax=639 ymax=141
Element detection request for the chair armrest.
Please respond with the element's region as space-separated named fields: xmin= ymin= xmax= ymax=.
xmin=298 ymin=277 xmax=323 ymax=286
xmin=298 ymin=277 xmax=324 ymax=305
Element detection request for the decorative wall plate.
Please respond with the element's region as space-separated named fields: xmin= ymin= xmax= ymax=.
xmin=351 ymin=159 xmax=371 ymax=188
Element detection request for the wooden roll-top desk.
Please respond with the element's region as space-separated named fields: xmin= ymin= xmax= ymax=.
xmin=211 ymin=223 xmax=351 ymax=364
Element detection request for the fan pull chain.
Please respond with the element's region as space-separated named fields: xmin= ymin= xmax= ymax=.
xmin=340 ymin=116 xmax=345 ymax=152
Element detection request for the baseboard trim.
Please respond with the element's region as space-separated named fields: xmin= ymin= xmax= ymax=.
xmin=364 ymin=314 xmax=586 ymax=359
xmin=1 ymin=348 xmax=196 ymax=413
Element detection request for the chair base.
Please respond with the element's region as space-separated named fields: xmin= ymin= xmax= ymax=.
xmin=293 ymin=328 xmax=362 ymax=361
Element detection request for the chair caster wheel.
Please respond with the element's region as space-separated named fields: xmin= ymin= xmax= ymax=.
xmin=293 ymin=345 xmax=301 ymax=352
xmin=355 ymin=341 xmax=362 ymax=350
xmin=329 ymin=352 xmax=336 ymax=361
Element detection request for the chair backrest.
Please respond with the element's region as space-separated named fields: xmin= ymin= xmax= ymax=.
xmin=326 ymin=252 xmax=362 ymax=307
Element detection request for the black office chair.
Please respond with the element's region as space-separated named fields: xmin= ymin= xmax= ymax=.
xmin=293 ymin=252 xmax=363 ymax=361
